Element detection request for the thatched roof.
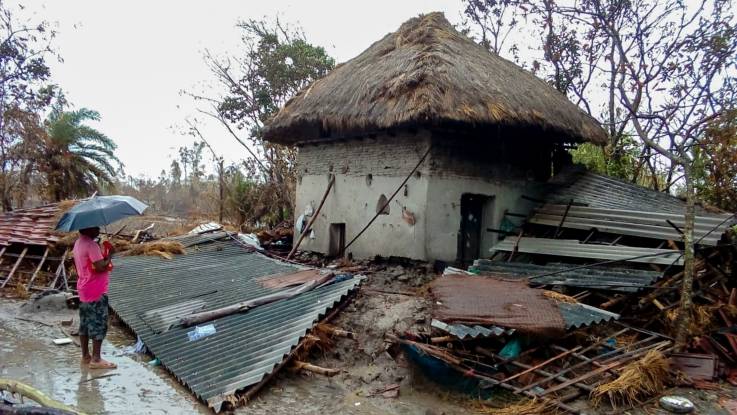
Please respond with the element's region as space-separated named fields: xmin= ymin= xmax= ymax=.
xmin=263 ymin=12 xmax=607 ymax=145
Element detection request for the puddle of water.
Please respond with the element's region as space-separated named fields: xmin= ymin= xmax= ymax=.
xmin=0 ymin=300 xmax=209 ymax=415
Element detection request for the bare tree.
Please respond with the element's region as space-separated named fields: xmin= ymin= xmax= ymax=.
xmin=468 ymin=0 xmax=737 ymax=348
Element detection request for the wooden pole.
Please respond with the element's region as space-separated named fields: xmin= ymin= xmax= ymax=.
xmin=27 ymin=247 xmax=49 ymax=289
xmin=292 ymin=361 xmax=340 ymax=377
xmin=179 ymin=274 xmax=333 ymax=326
xmin=1 ymin=247 xmax=28 ymax=288
xmin=49 ymin=249 xmax=69 ymax=290
xmin=287 ymin=175 xmax=335 ymax=260
xmin=0 ymin=378 xmax=84 ymax=414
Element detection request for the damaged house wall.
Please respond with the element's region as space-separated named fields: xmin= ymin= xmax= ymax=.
xmin=295 ymin=131 xmax=432 ymax=260
xmin=295 ymin=128 xmax=554 ymax=262
xmin=424 ymin=130 xmax=552 ymax=262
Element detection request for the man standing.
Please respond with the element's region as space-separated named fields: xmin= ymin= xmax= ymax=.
xmin=73 ymin=226 xmax=116 ymax=369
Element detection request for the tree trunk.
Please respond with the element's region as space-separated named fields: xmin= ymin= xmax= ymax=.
xmin=218 ymin=160 xmax=224 ymax=223
xmin=675 ymin=166 xmax=696 ymax=350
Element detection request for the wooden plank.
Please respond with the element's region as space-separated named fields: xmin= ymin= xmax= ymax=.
xmin=26 ymin=247 xmax=50 ymax=289
xmin=49 ymin=249 xmax=69 ymax=290
xmin=516 ymin=329 xmax=637 ymax=393
xmin=494 ymin=346 xmax=582 ymax=386
xmin=541 ymin=360 xmax=626 ymax=396
xmin=542 ymin=343 xmax=673 ymax=396
xmin=0 ymin=246 xmax=7 ymax=267
xmin=475 ymin=347 xmax=594 ymax=393
xmin=1 ymin=247 xmax=28 ymax=288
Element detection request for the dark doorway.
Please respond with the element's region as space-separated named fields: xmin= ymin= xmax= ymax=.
xmin=328 ymin=223 xmax=346 ymax=257
xmin=457 ymin=194 xmax=490 ymax=264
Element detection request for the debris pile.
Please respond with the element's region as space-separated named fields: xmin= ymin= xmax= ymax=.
xmin=382 ymin=169 xmax=736 ymax=413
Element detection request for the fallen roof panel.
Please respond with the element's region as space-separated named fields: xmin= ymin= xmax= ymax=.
xmin=470 ymin=260 xmax=662 ymax=292
xmin=108 ymin=238 xmax=362 ymax=412
xmin=0 ymin=203 xmax=70 ymax=246
xmin=547 ymin=168 xmax=691 ymax=213
xmin=530 ymin=204 xmax=734 ymax=246
xmin=491 ymin=237 xmax=684 ymax=266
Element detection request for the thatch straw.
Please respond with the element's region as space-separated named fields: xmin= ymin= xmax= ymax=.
xmin=664 ymin=304 xmax=718 ymax=336
xmin=590 ymin=350 xmax=669 ymax=408
xmin=119 ymin=241 xmax=185 ymax=259
xmin=543 ymin=290 xmax=578 ymax=304
xmin=476 ymin=398 xmax=557 ymax=415
xmin=263 ymin=12 xmax=606 ymax=145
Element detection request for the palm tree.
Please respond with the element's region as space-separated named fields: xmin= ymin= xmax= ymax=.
xmin=40 ymin=108 xmax=121 ymax=201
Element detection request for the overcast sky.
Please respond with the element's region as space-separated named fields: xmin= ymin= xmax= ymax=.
xmin=15 ymin=1 xmax=465 ymax=178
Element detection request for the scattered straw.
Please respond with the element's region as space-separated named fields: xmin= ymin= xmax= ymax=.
xmin=591 ymin=350 xmax=669 ymax=408
xmin=476 ymin=398 xmax=557 ymax=415
xmin=664 ymin=305 xmax=716 ymax=336
xmin=543 ymin=290 xmax=578 ymax=304
xmin=52 ymin=233 xmax=79 ymax=250
xmin=295 ymin=326 xmax=334 ymax=361
xmin=14 ymin=283 xmax=30 ymax=299
xmin=119 ymin=241 xmax=185 ymax=259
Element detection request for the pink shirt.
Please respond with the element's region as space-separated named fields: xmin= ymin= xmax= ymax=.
xmin=73 ymin=235 xmax=110 ymax=303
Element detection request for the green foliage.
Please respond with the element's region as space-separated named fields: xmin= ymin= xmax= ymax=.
xmin=217 ymin=20 xmax=335 ymax=132
xmin=38 ymin=101 xmax=121 ymax=201
xmin=691 ymin=110 xmax=737 ymax=211
xmin=569 ymin=137 xmax=640 ymax=181
xmin=197 ymin=18 xmax=334 ymax=226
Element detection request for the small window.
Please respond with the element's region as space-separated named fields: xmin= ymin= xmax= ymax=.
xmin=366 ymin=174 xmax=373 ymax=186
xmin=376 ymin=194 xmax=390 ymax=215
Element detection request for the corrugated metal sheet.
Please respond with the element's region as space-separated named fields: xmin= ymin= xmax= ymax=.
xmin=108 ymin=238 xmax=362 ymax=412
xmin=530 ymin=204 xmax=734 ymax=246
xmin=431 ymin=300 xmax=618 ymax=339
xmin=431 ymin=319 xmax=514 ymax=339
xmin=0 ymin=203 xmax=72 ymax=246
xmin=470 ymin=260 xmax=662 ymax=293
xmin=558 ymin=302 xmax=620 ymax=329
xmin=166 ymin=230 xmax=234 ymax=247
xmin=547 ymin=168 xmax=692 ymax=213
xmin=491 ymin=237 xmax=684 ymax=266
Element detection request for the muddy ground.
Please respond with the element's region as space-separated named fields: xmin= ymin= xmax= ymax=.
xmin=3 ymin=263 xmax=737 ymax=414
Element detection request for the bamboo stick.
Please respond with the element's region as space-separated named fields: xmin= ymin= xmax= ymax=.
xmin=1 ymin=247 xmax=28 ymax=288
xmin=288 ymin=176 xmax=335 ymax=260
xmin=27 ymin=247 xmax=49 ymax=289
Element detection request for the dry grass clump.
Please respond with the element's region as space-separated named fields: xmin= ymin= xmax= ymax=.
xmin=52 ymin=233 xmax=79 ymax=250
xmin=119 ymin=241 xmax=185 ymax=260
xmin=295 ymin=325 xmax=335 ymax=361
xmin=13 ymin=283 xmax=30 ymax=299
xmin=664 ymin=304 xmax=718 ymax=336
xmin=591 ymin=350 xmax=669 ymax=408
xmin=476 ymin=398 xmax=557 ymax=415
xmin=543 ymin=290 xmax=578 ymax=304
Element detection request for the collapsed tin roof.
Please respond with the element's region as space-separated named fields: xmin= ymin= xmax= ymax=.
xmin=107 ymin=233 xmax=363 ymax=412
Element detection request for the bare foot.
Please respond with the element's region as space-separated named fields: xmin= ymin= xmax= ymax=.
xmin=89 ymin=359 xmax=117 ymax=369
xmin=81 ymin=356 xmax=91 ymax=365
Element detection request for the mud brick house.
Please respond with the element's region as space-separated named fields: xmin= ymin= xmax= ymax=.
xmin=263 ymin=13 xmax=607 ymax=262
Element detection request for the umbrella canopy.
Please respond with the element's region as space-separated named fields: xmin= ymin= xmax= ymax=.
xmin=55 ymin=195 xmax=148 ymax=232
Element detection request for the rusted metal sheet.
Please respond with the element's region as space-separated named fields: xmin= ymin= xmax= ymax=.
xmin=431 ymin=274 xmax=566 ymax=336
xmin=471 ymin=260 xmax=661 ymax=293
xmin=0 ymin=203 xmax=70 ymax=246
